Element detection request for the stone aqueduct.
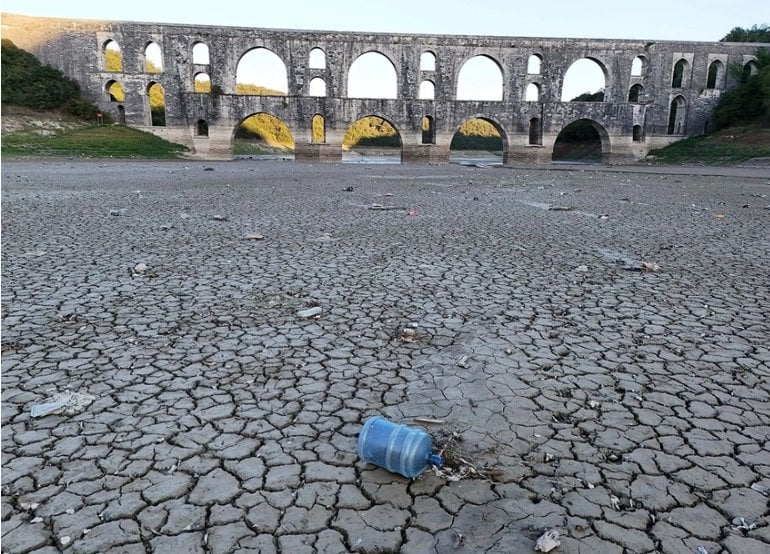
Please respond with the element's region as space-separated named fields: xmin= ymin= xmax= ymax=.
xmin=2 ymin=13 xmax=767 ymax=164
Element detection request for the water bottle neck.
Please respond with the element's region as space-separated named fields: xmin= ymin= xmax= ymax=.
xmin=427 ymin=453 xmax=444 ymax=468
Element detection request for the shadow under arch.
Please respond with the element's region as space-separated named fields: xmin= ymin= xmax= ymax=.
xmin=449 ymin=115 xmax=507 ymax=164
xmin=552 ymin=118 xmax=611 ymax=163
xmin=232 ymin=111 xmax=296 ymax=158
xmin=341 ymin=114 xmax=403 ymax=164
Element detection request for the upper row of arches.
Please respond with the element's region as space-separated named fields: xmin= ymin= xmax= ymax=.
xmin=102 ymin=39 xmax=759 ymax=103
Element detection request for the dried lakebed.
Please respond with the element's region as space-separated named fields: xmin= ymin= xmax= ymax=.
xmin=2 ymin=159 xmax=769 ymax=553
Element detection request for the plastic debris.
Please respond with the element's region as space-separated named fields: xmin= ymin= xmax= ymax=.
xmin=407 ymin=209 xmax=418 ymax=216
xmin=133 ymin=263 xmax=148 ymax=275
xmin=414 ymin=417 xmax=445 ymax=425
xmin=400 ymin=328 xmax=417 ymax=342
xmin=30 ymin=390 xmax=95 ymax=417
xmin=296 ymin=306 xmax=322 ymax=319
xmin=243 ymin=233 xmax=265 ymax=240
xmin=210 ymin=215 xmax=228 ymax=221
xmin=750 ymin=483 xmax=769 ymax=496
xmin=575 ymin=265 xmax=589 ymax=272
xmin=731 ymin=517 xmax=756 ymax=531
xmin=549 ymin=206 xmax=575 ymax=211
xmin=343 ymin=186 xmax=353 ymax=192
xmin=535 ymin=529 xmax=561 ymax=552
xmin=640 ymin=261 xmax=661 ymax=272
xmin=369 ymin=204 xmax=401 ymax=211
xmin=59 ymin=536 xmax=72 ymax=546
xmin=610 ymin=494 xmax=621 ymax=510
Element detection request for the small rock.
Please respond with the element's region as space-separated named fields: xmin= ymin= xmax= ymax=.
xmin=504 ymin=347 xmax=513 ymax=355
xmin=60 ymin=536 xmax=71 ymax=546
xmin=30 ymin=517 xmax=43 ymax=524
xmin=203 ymin=167 xmax=215 ymax=171
xmin=343 ymin=186 xmax=353 ymax=192
xmin=211 ymin=215 xmax=228 ymax=221
xmin=243 ymin=233 xmax=265 ymax=240
xmin=588 ymin=400 xmax=601 ymax=409
xmin=750 ymin=483 xmax=769 ymax=496
xmin=109 ymin=209 xmax=121 ymax=216
xmin=133 ymin=263 xmax=148 ymax=274
xmin=575 ymin=265 xmax=588 ymax=272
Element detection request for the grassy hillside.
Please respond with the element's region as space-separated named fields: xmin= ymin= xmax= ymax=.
xmin=647 ymin=124 xmax=770 ymax=165
xmin=2 ymin=111 xmax=187 ymax=158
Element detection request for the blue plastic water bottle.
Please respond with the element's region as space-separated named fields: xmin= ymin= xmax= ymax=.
xmin=357 ymin=416 xmax=444 ymax=478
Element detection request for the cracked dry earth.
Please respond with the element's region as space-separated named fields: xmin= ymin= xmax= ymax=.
xmin=1 ymin=159 xmax=769 ymax=554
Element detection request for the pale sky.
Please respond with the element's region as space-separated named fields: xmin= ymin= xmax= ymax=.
xmin=3 ymin=0 xmax=767 ymax=41
xmin=3 ymin=1 xmax=768 ymax=101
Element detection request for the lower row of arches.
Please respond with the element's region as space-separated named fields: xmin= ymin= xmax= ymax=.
xmin=191 ymin=113 xmax=646 ymax=162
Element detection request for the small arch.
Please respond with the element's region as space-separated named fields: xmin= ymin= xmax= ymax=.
xmin=105 ymin=80 xmax=125 ymax=102
xmin=235 ymin=113 xmax=295 ymax=152
xmin=420 ymin=51 xmax=436 ymax=71
xmin=672 ymin=59 xmax=688 ymax=88
xmin=632 ymin=125 xmax=643 ymax=142
xmin=312 ymin=114 xmax=325 ymax=143
xmin=528 ymin=117 xmax=542 ymax=146
xmin=527 ymin=54 xmax=542 ymax=75
xmin=525 ymin=83 xmax=540 ymax=102
xmin=196 ymin=119 xmax=209 ymax=137
xmin=631 ymin=56 xmax=645 ymax=77
xmin=117 ymin=105 xmax=126 ymax=124
xmin=309 ymin=48 xmax=326 ymax=69
xmin=628 ymin=84 xmax=644 ymax=103
xmin=103 ymin=40 xmax=123 ymax=72
xmin=419 ymin=80 xmax=435 ymax=100
xmin=422 ymin=115 xmax=435 ymax=144
xmin=562 ymin=58 xmax=607 ymax=102
xmin=236 ymin=48 xmax=288 ymax=95
xmin=667 ymin=95 xmax=687 ymax=135
xmin=309 ymin=77 xmax=326 ymax=97
xmin=194 ymin=72 xmax=211 ymax=93
xmin=192 ymin=42 xmax=210 ymax=65
xmin=742 ymin=60 xmax=758 ymax=83
xmin=347 ymin=51 xmax=398 ymax=99
xmin=144 ymin=42 xmax=163 ymax=73
xmin=706 ymin=60 xmax=724 ymax=89
xmin=148 ymin=82 xmax=165 ymax=127
xmin=552 ymin=119 xmax=609 ymax=163
xmin=457 ymin=55 xmax=504 ymax=101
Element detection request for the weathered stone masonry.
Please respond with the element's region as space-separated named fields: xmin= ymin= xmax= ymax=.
xmin=2 ymin=12 xmax=766 ymax=163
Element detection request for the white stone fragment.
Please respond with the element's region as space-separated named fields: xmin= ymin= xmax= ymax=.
xmin=534 ymin=529 xmax=560 ymax=552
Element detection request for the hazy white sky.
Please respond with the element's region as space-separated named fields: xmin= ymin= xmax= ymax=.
xmin=4 ymin=0 xmax=768 ymax=41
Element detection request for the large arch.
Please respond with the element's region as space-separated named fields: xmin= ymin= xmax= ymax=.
xmin=233 ymin=112 xmax=295 ymax=155
xmin=347 ymin=52 xmax=398 ymax=99
xmin=552 ymin=119 xmax=610 ymax=162
xmin=450 ymin=116 xmax=506 ymax=163
xmin=341 ymin=115 xmax=402 ymax=163
xmin=236 ymin=48 xmax=288 ymax=95
xmin=562 ymin=58 xmax=608 ymax=102
xmin=456 ymin=55 xmax=504 ymax=101
xmin=667 ymin=95 xmax=687 ymax=135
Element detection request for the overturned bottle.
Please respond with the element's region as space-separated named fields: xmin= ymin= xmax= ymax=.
xmin=357 ymin=416 xmax=444 ymax=479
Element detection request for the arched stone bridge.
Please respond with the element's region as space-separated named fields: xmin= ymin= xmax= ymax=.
xmin=3 ymin=13 xmax=766 ymax=164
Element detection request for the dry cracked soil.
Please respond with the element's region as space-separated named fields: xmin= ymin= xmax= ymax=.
xmin=1 ymin=159 xmax=769 ymax=554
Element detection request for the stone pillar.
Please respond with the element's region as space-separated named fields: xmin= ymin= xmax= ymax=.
xmin=606 ymin=136 xmax=638 ymax=165
xmin=401 ymin=144 xmax=450 ymax=164
xmin=504 ymin=143 xmax=551 ymax=165
xmin=195 ymin=124 xmax=234 ymax=160
xmin=294 ymin=142 xmax=343 ymax=163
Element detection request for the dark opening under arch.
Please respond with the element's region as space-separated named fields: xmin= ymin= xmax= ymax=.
xmin=552 ymin=119 xmax=607 ymax=163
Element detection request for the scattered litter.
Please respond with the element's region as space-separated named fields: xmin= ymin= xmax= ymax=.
xmin=180 ymin=213 xmax=190 ymax=220
xmin=504 ymin=347 xmax=513 ymax=355
xmin=31 ymin=517 xmax=44 ymax=524
xmin=544 ymin=452 xmax=555 ymax=463
xmin=109 ymin=209 xmax=122 ymax=216
xmin=731 ymin=517 xmax=757 ymax=531
xmin=19 ymin=501 xmax=39 ymax=511
xmin=575 ymin=265 xmax=589 ymax=272
xmin=549 ymin=206 xmax=575 ymax=212
xmin=535 ymin=529 xmax=561 ymax=552
xmin=59 ymin=536 xmax=71 ymax=546
xmin=583 ymin=480 xmax=595 ymax=489
xmin=750 ymin=483 xmax=769 ymax=496
xmin=65 ymin=508 xmax=75 ymax=515
xmin=83 ymin=528 xmax=91 ymax=535
xmin=296 ymin=307 xmax=322 ymax=319
xmin=243 ymin=233 xmax=265 ymax=240
xmin=210 ymin=215 xmax=228 ymax=221
xmin=610 ymin=494 xmax=621 ymax=510
xmin=414 ymin=417 xmax=446 ymax=425
xmin=640 ymin=261 xmax=661 ymax=272
xmin=696 ymin=547 xmax=709 ymax=554
xmin=452 ymin=530 xmax=465 ymax=547
xmin=400 ymin=328 xmax=417 ymax=342
xmin=160 ymin=224 xmax=173 ymax=231
xmin=343 ymin=186 xmax=354 ymax=192
xmin=457 ymin=355 xmax=469 ymax=368
xmin=598 ymin=214 xmax=610 ymax=220
xmin=30 ymin=390 xmax=96 ymax=418
xmin=714 ymin=213 xmax=725 ymax=219
xmin=203 ymin=167 xmax=215 ymax=171
xmin=369 ymin=204 xmax=402 ymax=211
xmin=407 ymin=209 xmax=418 ymax=216
xmin=588 ymin=400 xmax=601 ymax=409
xmin=132 ymin=263 xmax=148 ymax=275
